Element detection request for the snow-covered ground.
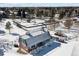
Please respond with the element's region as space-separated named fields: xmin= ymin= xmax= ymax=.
xmin=4 ymin=47 xmax=32 ymax=56
xmin=0 ymin=18 xmax=79 ymax=56
xmin=71 ymin=41 xmax=79 ymax=56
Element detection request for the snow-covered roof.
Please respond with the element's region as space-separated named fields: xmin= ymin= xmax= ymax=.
xmin=21 ymin=35 xmax=30 ymax=39
xmin=21 ymin=28 xmax=51 ymax=48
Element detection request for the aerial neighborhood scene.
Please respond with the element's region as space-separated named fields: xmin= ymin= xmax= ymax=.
xmin=0 ymin=3 xmax=79 ymax=56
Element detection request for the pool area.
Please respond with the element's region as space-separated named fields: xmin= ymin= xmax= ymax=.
xmin=31 ymin=41 xmax=61 ymax=56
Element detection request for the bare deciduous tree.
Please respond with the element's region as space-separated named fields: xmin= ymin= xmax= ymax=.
xmin=64 ymin=18 xmax=73 ymax=31
xmin=47 ymin=18 xmax=59 ymax=31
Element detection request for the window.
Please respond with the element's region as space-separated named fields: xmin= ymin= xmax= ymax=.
xmin=37 ymin=42 xmax=44 ymax=47
xmin=31 ymin=45 xmax=36 ymax=49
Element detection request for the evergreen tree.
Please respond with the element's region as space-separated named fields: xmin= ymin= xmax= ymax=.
xmin=5 ymin=21 xmax=12 ymax=34
xmin=17 ymin=9 xmax=21 ymax=17
xmin=0 ymin=13 xmax=2 ymax=22
xmin=59 ymin=11 xmax=65 ymax=20
xmin=22 ymin=10 xmax=26 ymax=18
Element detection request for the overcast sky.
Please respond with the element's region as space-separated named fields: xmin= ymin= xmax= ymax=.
xmin=0 ymin=3 xmax=79 ymax=7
